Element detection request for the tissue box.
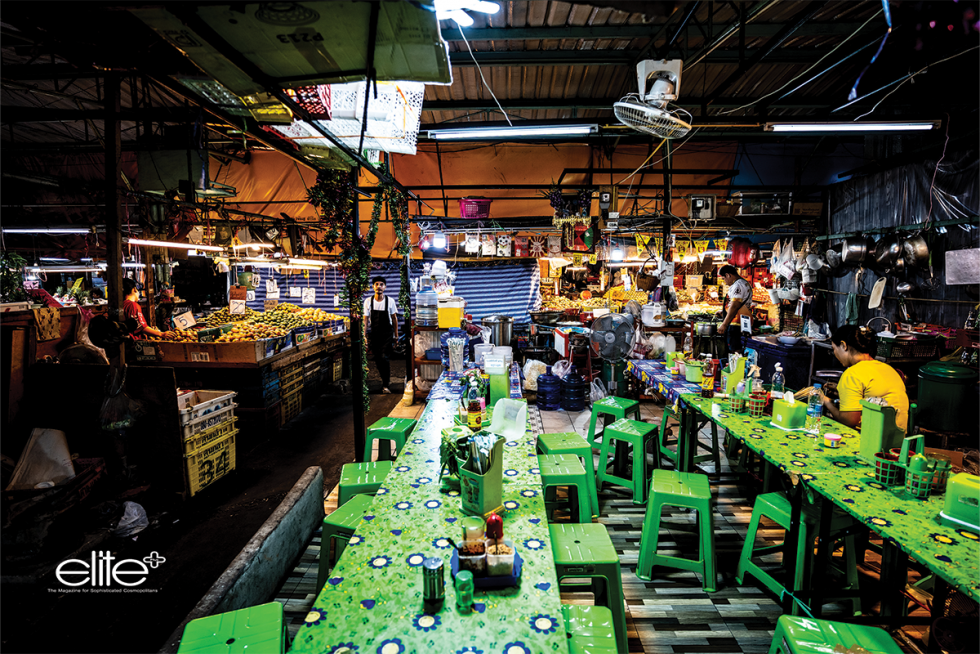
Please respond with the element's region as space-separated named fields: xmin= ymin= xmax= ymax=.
xmin=442 ymin=425 xmax=473 ymax=441
xmin=772 ymin=398 xmax=806 ymax=429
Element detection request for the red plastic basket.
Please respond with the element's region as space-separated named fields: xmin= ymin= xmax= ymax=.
xmin=459 ymin=197 xmax=492 ymax=220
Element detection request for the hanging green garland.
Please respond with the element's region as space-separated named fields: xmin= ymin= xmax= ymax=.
xmin=308 ymin=168 xmax=381 ymax=412
xmin=377 ymin=164 xmax=413 ymax=316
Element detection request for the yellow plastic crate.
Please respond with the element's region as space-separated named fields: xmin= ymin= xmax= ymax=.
xmin=182 ymin=417 xmax=238 ymax=455
xmin=281 ymin=389 xmax=302 ymax=425
xmin=185 ymin=432 xmax=237 ymax=497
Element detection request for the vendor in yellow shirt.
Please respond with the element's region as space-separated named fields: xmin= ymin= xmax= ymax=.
xmin=819 ymin=325 xmax=910 ymax=432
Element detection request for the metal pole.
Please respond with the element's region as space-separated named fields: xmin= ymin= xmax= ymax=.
xmin=350 ymin=168 xmax=367 ymax=461
xmin=104 ymin=74 xmax=125 ymax=365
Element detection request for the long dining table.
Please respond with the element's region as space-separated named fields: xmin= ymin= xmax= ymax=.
xmin=289 ymin=381 xmax=571 ymax=654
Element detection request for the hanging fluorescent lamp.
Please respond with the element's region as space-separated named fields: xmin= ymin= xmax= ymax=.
xmin=232 ymin=242 xmax=274 ymax=250
xmin=430 ymin=231 xmax=448 ymax=250
xmin=434 ymin=0 xmax=499 ymax=26
xmin=26 ymin=265 xmax=103 ymax=273
xmin=766 ymin=121 xmax=938 ymax=133
xmin=287 ymin=258 xmax=330 ymax=267
xmin=3 ymin=226 xmax=94 ymax=234
xmin=125 ymin=238 xmax=224 ymax=252
xmin=428 ymin=124 xmax=596 ymax=140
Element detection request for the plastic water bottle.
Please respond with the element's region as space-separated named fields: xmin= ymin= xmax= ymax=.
xmin=682 ymin=332 xmax=693 ymax=356
xmin=805 ymin=383 xmax=823 ymax=435
xmin=771 ymin=363 xmax=785 ymax=398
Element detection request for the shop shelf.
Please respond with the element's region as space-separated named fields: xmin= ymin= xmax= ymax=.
xmin=185 ymin=431 xmax=237 ymax=497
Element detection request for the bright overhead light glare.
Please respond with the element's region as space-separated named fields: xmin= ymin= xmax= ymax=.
xmin=278 ymin=263 xmax=326 ymax=271
xmin=766 ymin=121 xmax=938 ymax=133
xmin=126 ymin=238 xmax=224 ymax=252
xmin=122 ymin=262 xmax=146 ymax=268
xmin=610 ymin=244 xmax=625 ymax=262
xmin=3 ymin=227 xmax=93 ymax=234
xmin=232 ymin=243 xmax=274 ymax=250
xmin=287 ymin=258 xmax=329 ymax=267
xmin=429 ymin=124 xmax=596 ymax=140
xmin=26 ymin=266 xmax=104 ymax=273
xmin=430 ymin=231 xmax=448 ymax=249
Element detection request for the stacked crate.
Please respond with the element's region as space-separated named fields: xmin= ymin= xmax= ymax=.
xmin=178 ymin=390 xmax=238 ymax=497
xmin=279 ymin=364 xmax=304 ymax=425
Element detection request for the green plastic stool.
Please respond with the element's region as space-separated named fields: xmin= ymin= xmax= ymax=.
xmin=550 ymin=523 xmax=628 ymax=653
xmin=562 ymin=604 xmax=619 ymax=654
xmin=177 ymin=601 xmax=286 ymax=654
xmin=769 ymin=615 xmax=903 ymax=654
xmin=338 ymin=460 xmax=393 ymax=506
xmin=363 ymin=417 xmax=417 ymax=461
xmin=736 ymin=492 xmax=862 ymax=616
xmin=537 ymin=431 xmax=599 ymax=517
xmin=658 ymin=405 xmax=720 ymax=473
xmin=587 ymin=396 xmax=641 ymax=448
xmin=636 ymin=469 xmax=717 ymax=592
xmin=595 ymin=418 xmax=659 ymax=505
xmin=315 ymin=494 xmax=375 ymax=594
xmin=539 ymin=454 xmax=592 ymax=523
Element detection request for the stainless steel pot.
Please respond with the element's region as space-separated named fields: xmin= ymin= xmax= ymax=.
xmin=841 ymin=236 xmax=871 ymax=264
xmin=530 ymin=310 xmax=561 ymax=325
xmin=825 ymin=247 xmax=843 ymax=269
xmin=482 ymin=315 xmax=514 ymax=346
xmin=902 ymin=233 xmax=930 ymax=268
xmin=874 ymin=234 xmax=903 ymax=270
xmin=696 ymin=322 xmax=717 ymax=336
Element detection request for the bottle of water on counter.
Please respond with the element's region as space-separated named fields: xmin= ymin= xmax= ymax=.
xmin=805 ymin=383 xmax=823 ymax=438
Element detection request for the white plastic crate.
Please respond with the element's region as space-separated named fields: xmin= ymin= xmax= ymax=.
xmin=177 ymin=390 xmax=237 ymax=425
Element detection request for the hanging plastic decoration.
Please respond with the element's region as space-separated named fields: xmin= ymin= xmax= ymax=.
xmin=496 ymin=234 xmax=513 ymax=257
xmin=464 ymin=233 xmax=481 ymax=254
xmin=528 ymin=236 xmax=546 ymax=257
xmin=481 ymin=234 xmax=496 ymax=256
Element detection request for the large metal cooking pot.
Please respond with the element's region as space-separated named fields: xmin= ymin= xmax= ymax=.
xmin=482 ymin=315 xmax=514 ymax=346
xmin=696 ymin=322 xmax=717 ymax=336
xmin=841 ymin=236 xmax=872 ymax=264
xmin=530 ymin=309 xmax=561 ymax=325
xmin=825 ymin=247 xmax=843 ymax=269
xmin=902 ymin=233 xmax=930 ymax=268
xmin=874 ymin=234 xmax=903 ymax=270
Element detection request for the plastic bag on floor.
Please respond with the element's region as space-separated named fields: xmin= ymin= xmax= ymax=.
xmin=111 ymin=501 xmax=149 ymax=538
xmin=522 ymin=359 xmax=548 ymax=391
xmin=590 ymin=378 xmax=607 ymax=403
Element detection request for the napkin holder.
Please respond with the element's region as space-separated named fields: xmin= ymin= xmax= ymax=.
xmin=772 ymin=398 xmax=806 ymax=429
xmin=720 ymin=357 xmax=746 ymax=394
xmin=457 ymin=434 xmax=505 ymax=518
xmin=858 ymin=399 xmax=905 ymax=462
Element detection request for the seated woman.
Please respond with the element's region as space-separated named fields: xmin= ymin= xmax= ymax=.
xmin=820 ymin=324 xmax=910 ymax=432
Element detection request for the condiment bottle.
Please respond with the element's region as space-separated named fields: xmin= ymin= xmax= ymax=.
xmin=455 ymin=570 xmax=474 ymax=614
xmin=467 ymin=381 xmax=482 ymax=430
xmin=422 ymin=557 xmax=445 ymax=614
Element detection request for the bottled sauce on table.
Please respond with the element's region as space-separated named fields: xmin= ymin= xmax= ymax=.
xmin=701 ymin=359 xmax=716 ymax=398
xmin=467 ymin=381 xmax=483 ymax=430
xmin=805 ymin=383 xmax=823 ymax=435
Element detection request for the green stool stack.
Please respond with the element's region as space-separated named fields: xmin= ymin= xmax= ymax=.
xmin=769 ymin=615 xmax=903 ymax=654
xmin=539 ymin=453 xmax=593 ymax=523
xmin=561 ymin=605 xmax=619 ymax=654
xmin=595 ymin=418 xmax=659 ymax=505
xmin=587 ymin=396 xmax=641 ymax=448
xmin=176 ymin=601 xmax=286 ymax=653
xmin=736 ymin=491 xmax=862 ymax=615
xmin=363 ymin=417 xmax=417 ymax=461
xmin=538 ymin=431 xmax=600 ymax=517
xmin=316 ymin=494 xmax=375 ymax=594
xmin=338 ymin=460 xmax=393 ymax=506
xmin=636 ymin=469 xmax=717 ymax=592
xmin=549 ymin=523 xmax=628 ymax=652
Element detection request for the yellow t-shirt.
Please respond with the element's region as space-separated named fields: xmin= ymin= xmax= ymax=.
xmin=837 ymin=360 xmax=910 ymax=432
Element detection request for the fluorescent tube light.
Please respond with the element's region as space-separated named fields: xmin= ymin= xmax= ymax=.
xmin=287 ymin=258 xmax=329 ymax=267
xmin=27 ymin=266 xmax=103 ymax=273
xmin=278 ymin=263 xmax=325 ymax=271
xmin=3 ymin=227 xmax=93 ymax=234
xmin=232 ymin=243 xmax=274 ymax=250
xmin=766 ymin=121 xmax=938 ymax=133
xmin=126 ymin=238 xmax=224 ymax=252
xmin=122 ymin=262 xmax=146 ymax=268
xmin=429 ymin=124 xmax=596 ymax=140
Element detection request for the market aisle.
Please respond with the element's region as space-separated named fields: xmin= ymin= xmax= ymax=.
xmin=0 ymin=388 xmax=401 ymax=654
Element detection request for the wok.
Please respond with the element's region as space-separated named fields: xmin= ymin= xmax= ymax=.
xmin=874 ymin=234 xmax=903 ymax=270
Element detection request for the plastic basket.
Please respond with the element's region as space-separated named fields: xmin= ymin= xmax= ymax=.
xmin=747 ymin=393 xmax=767 ymax=419
xmin=459 ymin=197 xmax=492 ymax=220
xmin=873 ymin=452 xmax=905 ymax=487
xmin=182 ymin=417 xmax=237 ymax=455
xmin=185 ymin=432 xmax=237 ymax=497
xmin=876 ymin=335 xmax=941 ymax=360
xmin=180 ymin=402 xmax=238 ymax=440
xmin=727 ymin=396 xmax=746 ymax=413
xmin=905 ymin=469 xmax=932 ymax=499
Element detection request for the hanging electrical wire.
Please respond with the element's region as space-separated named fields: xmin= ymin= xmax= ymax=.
xmin=848 ymin=0 xmax=893 ymax=102
xmin=456 ymin=27 xmax=512 ymax=127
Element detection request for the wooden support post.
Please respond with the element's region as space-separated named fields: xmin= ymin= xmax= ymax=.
xmin=104 ymin=74 xmax=125 ymax=365
xmin=350 ymin=168 xmax=367 ymax=461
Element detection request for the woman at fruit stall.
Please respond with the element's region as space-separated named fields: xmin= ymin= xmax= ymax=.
xmin=819 ymin=324 xmax=910 ymax=432
xmin=122 ymin=278 xmax=171 ymax=340
xmin=362 ymin=276 xmax=399 ymax=394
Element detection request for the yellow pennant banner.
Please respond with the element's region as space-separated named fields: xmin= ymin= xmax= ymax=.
xmin=714 ymin=238 xmax=728 ymax=252
xmin=588 ymin=253 xmax=598 ymax=265
xmin=635 ymin=233 xmax=651 ymax=252
xmin=674 ymin=242 xmax=687 ymax=260
xmin=694 ymin=240 xmax=710 ymax=256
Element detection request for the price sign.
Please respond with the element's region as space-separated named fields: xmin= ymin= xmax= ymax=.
xmin=334 ymin=294 xmax=340 ymax=307
xmin=740 ymin=314 xmax=752 ymax=333
xmin=264 ymin=299 xmax=278 ymax=311
xmin=229 ymin=285 xmax=247 ymax=301
xmin=174 ymin=311 xmax=196 ymax=330
xmin=290 ymin=287 xmax=301 ymax=298
xmin=266 ymin=279 xmax=279 ymax=294
xmin=230 ymin=299 xmax=247 ymax=315
xmin=246 ymin=290 xmax=256 ymax=302
xmin=267 ymin=287 xmax=280 ymax=299
xmin=301 ymin=287 xmax=315 ymax=304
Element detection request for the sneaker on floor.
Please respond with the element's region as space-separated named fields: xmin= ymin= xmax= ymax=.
xmin=382 ymin=387 xmax=391 ymax=394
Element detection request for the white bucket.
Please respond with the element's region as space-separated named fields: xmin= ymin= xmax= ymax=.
xmin=474 ymin=344 xmax=495 ymax=367
xmin=493 ymin=346 xmax=513 ymax=369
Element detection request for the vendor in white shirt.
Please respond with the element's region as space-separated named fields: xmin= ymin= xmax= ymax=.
xmin=363 ymin=276 xmax=399 ymax=394
xmin=718 ymin=264 xmax=753 ymax=354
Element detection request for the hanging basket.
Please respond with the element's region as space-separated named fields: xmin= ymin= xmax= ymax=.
xmin=459 ymin=197 xmax=492 ymax=220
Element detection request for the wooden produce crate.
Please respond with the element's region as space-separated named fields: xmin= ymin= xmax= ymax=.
xmin=149 ymin=335 xmax=293 ymax=365
xmin=281 ymin=389 xmax=302 ymax=425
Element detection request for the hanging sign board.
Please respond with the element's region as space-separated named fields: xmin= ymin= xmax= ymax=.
xmin=301 ymin=287 xmax=316 ymax=304
xmin=229 ymin=285 xmax=247 ymax=301
xmin=264 ymin=299 xmax=279 ymax=311
xmin=290 ymin=287 xmax=301 ymax=298
xmin=740 ymin=314 xmax=752 ymax=333
xmin=174 ymin=311 xmax=196 ymax=330
xmin=229 ymin=299 xmax=247 ymax=315
xmin=246 ymin=290 xmax=256 ymax=302
xmin=266 ymin=279 xmax=279 ymax=295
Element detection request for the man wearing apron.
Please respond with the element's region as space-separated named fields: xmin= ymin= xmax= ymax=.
xmin=718 ymin=265 xmax=753 ymax=354
xmin=363 ymin=276 xmax=399 ymax=393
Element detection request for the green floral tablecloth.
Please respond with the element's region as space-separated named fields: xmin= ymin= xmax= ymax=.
xmin=289 ymin=397 xmax=569 ymax=654
xmin=682 ymin=394 xmax=980 ymax=603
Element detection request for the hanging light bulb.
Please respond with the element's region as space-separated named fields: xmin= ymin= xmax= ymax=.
xmin=610 ymin=242 xmax=625 ymax=262
xmin=431 ymin=231 xmax=448 ymax=250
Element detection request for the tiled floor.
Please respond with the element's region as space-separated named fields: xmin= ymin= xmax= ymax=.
xmin=275 ymin=400 xmax=930 ymax=653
